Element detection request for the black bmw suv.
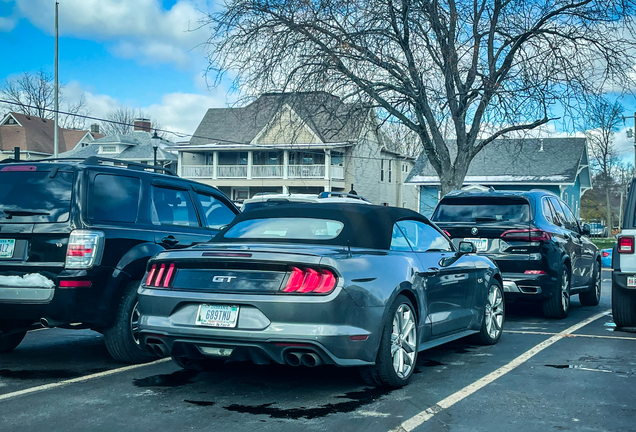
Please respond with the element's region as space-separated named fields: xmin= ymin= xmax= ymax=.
xmin=0 ymin=157 xmax=239 ymax=362
xmin=432 ymin=190 xmax=600 ymax=318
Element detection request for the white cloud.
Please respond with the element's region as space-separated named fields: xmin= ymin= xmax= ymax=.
xmin=0 ymin=15 xmax=17 ymax=32
xmin=64 ymin=81 xmax=229 ymax=139
xmin=12 ymin=0 xmax=212 ymax=68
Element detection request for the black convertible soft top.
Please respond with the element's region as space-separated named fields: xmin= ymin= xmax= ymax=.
xmin=214 ymin=203 xmax=430 ymax=250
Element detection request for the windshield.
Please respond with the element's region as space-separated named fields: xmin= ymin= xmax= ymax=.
xmin=223 ymin=218 xmax=344 ymax=240
xmin=0 ymin=170 xmax=74 ymax=223
xmin=433 ymin=198 xmax=530 ymax=223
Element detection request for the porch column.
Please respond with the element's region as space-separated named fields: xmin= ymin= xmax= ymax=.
xmin=324 ymin=149 xmax=331 ymax=180
xmin=212 ymin=151 xmax=218 ymax=180
xmin=177 ymin=151 xmax=183 ymax=177
xmin=247 ymin=151 xmax=253 ymax=180
xmin=283 ymin=150 xmax=289 ymax=179
xmin=282 ymin=185 xmax=289 ymax=194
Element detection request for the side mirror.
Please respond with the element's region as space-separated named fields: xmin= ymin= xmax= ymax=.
xmin=459 ymin=241 xmax=477 ymax=254
xmin=582 ymin=223 xmax=591 ymax=236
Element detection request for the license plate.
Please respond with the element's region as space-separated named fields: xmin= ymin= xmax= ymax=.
xmin=195 ymin=304 xmax=239 ymax=328
xmin=628 ymin=276 xmax=636 ymax=287
xmin=0 ymin=239 xmax=15 ymax=258
xmin=464 ymin=238 xmax=488 ymax=252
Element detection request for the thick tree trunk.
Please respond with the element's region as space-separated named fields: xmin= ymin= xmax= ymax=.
xmin=439 ymin=167 xmax=468 ymax=197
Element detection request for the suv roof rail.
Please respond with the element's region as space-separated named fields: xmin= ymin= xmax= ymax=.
xmin=318 ymin=191 xmax=371 ymax=202
xmin=25 ymin=156 xmax=176 ymax=176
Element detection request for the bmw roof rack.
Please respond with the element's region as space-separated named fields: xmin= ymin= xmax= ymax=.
xmin=8 ymin=156 xmax=176 ymax=176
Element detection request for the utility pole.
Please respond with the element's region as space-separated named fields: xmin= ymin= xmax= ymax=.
xmin=53 ymin=1 xmax=59 ymax=158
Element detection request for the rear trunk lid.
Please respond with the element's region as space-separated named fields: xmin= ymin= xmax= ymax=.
xmin=148 ymin=243 xmax=345 ymax=294
xmin=432 ymin=196 xmax=539 ymax=273
xmin=0 ymin=166 xmax=76 ymax=275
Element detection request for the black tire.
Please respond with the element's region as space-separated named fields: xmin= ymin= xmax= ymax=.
xmin=359 ymin=294 xmax=418 ymax=388
xmin=542 ymin=265 xmax=570 ymax=319
xmin=171 ymin=356 xmax=225 ymax=371
xmin=0 ymin=331 xmax=26 ymax=354
xmin=103 ymin=280 xmax=157 ymax=364
xmin=472 ymin=281 xmax=505 ymax=345
xmin=612 ymin=283 xmax=636 ymax=327
xmin=580 ymin=260 xmax=601 ymax=306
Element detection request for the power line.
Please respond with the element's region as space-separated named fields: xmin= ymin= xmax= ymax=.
xmin=0 ymin=99 xmax=416 ymax=163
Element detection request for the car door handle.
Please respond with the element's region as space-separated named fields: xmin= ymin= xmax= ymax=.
xmin=424 ymin=267 xmax=440 ymax=276
xmin=161 ymin=235 xmax=179 ymax=247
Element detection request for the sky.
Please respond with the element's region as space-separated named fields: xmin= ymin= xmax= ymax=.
xmin=1 ymin=0 xmax=636 ymax=160
xmin=0 ymin=0 xmax=234 ymax=141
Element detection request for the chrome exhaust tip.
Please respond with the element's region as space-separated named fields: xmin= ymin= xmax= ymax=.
xmin=40 ymin=317 xmax=65 ymax=328
xmin=284 ymin=351 xmax=303 ymax=367
xmin=300 ymin=353 xmax=322 ymax=367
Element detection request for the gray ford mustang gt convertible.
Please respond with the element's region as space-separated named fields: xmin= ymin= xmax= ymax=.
xmin=137 ymin=203 xmax=504 ymax=387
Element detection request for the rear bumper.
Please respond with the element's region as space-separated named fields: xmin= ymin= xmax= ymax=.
xmin=0 ymin=287 xmax=54 ymax=303
xmin=501 ymin=272 xmax=555 ymax=300
xmin=137 ymin=286 xmax=382 ymax=367
xmin=612 ymin=271 xmax=636 ymax=298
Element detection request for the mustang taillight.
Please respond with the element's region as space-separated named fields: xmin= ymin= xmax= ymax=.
xmin=618 ymin=236 xmax=634 ymax=254
xmin=282 ymin=267 xmax=337 ymax=294
xmin=145 ymin=263 xmax=176 ymax=288
xmin=602 ymin=251 xmax=611 ymax=258
xmin=501 ymin=229 xmax=551 ymax=242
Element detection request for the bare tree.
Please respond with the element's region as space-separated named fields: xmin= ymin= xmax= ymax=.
xmin=585 ymin=97 xmax=623 ymax=228
xmin=1 ymin=69 xmax=91 ymax=129
xmin=203 ymin=0 xmax=636 ymax=195
xmin=99 ymin=108 xmax=164 ymax=137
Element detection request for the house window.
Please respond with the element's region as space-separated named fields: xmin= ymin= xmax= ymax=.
xmin=380 ymin=160 xmax=385 ymax=182
xmin=331 ymin=151 xmax=344 ymax=165
xmin=100 ymin=145 xmax=118 ymax=154
xmin=219 ymin=151 xmax=248 ymax=165
xmin=5 ymin=117 xmax=17 ymax=125
xmin=388 ymin=160 xmax=392 ymax=183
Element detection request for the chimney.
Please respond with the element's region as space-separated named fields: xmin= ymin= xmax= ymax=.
xmin=133 ymin=118 xmax=151 ymax=132
xmin=90 ymin=123 xmax=100 ymax=134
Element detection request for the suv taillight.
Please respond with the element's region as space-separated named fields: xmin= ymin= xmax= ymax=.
xmin=65 ymin=230 xmax=104 ymax=269
xmin=501 ymin=229 xmax=551 ymax=242
xmin=281 ymin=267 xmax=337 ymax=294
xmin=145 ymin=263 xmax=176 ymax=288
xmin=618 ymin=236 xmax=634 ymax=254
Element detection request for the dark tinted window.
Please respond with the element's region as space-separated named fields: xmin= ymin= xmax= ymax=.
xmin=542 ymin=198 xmax=555 ymax=225
xmin=396 ymin=220 xmax=452 ymax=252
xmin=549 ymin=197 xmax=568 ymax=229
xmin=224 ymin=218 xmax=344 ymax=240
xmin=433 ymin=198 xmax=530 ymax=222
xmin=556 ymin=199 xmax=579 ymax=232
xmin=0 ymin=170 xmax=73 ymax=223
xmin=195 ymin=193 xmax=235 ymax=229
xmin=152 ymin=187 xmax=200 ymax=227
xmin=89 ymin=174 xmax=140 ymax=223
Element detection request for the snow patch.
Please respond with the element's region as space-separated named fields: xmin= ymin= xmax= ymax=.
xmin=0 ymin=274 xmax=55 ymax=288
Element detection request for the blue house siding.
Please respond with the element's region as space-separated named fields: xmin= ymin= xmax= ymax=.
xmin=562 ymin=176 xmax=581 ymax=218
xmin=420 ymin=186 xmax=440 ymax=217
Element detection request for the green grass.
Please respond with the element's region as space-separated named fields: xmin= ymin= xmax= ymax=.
xmin=591 ymin=238 xmax=616 ymax=250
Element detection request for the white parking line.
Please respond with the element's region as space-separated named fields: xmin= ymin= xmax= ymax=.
xmin=0 ymin=358 xmax=171 ymax=402
xmin=390 ymin=310 xmax=611 ymax=432
xmin=505 ymin=330 xmax=636 ymax=341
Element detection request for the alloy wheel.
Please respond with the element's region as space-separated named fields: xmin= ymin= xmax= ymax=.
xmin=130 ymin=302 xmax=141 ymax=346
xmin=561 ymin=269 xmax=570 ymax=312
xmin=391 ymin=304 xmax=417 ymax=379
xmin=594 ymin=263 xmax=601 ymax=302
xmin=484 ymin=284 xmax=504 ymax=340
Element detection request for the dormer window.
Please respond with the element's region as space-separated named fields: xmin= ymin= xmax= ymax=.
xmin=100 ymin=145 xmax=118 ymax=154
xmin=5 ymin=117 xmax=17 ymax=125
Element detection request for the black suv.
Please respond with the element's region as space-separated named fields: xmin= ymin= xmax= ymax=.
xmin=0 ymin=157 xmax=239 ymax=362
xmin=431 ymin=190 xmax=600 ymax=318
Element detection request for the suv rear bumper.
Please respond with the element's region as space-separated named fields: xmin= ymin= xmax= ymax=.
xmin=612 ymin=271 xmax=636 ymax=298
xmin=501 ymin=272 xmax=555 ymax=300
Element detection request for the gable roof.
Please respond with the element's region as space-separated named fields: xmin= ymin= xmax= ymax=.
xmin=0 ymin=112 xmax=102 ymax=155
xmin=406 ymin=138 xmax=588 ymax=185
xmin=189 ymin=92 xmax=371 ymax=146
xmin=58 ymin=131 xmax=177 ymax=162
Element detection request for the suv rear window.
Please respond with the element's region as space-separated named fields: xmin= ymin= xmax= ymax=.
xmin=0 ymin=170 xmax=73 ymax=223
xmin=433 ymin=198 xmax=530 ymax=223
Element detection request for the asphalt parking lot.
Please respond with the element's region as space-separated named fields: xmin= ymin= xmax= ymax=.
xmin=0 ymin=271 xmax=634 ymax=432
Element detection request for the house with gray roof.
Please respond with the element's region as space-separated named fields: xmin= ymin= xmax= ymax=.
xmin=178 ymin=92 xmax=418 ymax=208
xmin=58 ymin=119 xmax=177 ymax=172
xmin=405 ymin=137 xmax=592 ymax=217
